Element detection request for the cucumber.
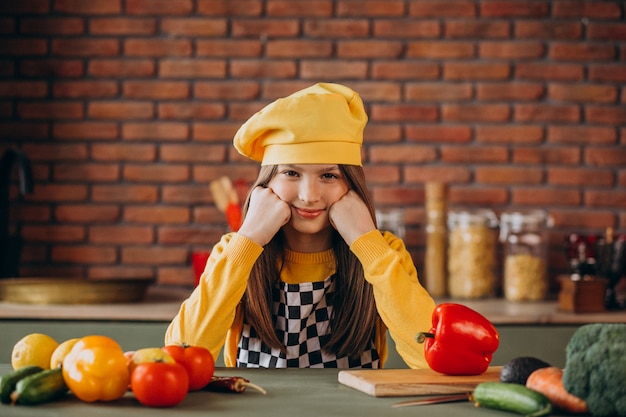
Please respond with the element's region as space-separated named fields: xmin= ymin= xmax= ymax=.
xmin=10 ymin=368 xmax=68 ymax=405
xmin=471 ymin=382 xmax=552 ymax=417
xmin=0 ymin=366 xmax=44 ymax=404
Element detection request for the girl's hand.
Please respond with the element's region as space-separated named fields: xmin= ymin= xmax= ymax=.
xmin=329 ymin=190 xmax=376 ymax=246
xmin=237 ymin=186 xmax=291 ymax=246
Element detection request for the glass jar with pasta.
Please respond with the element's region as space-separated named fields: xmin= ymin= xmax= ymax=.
xmin=447 ymin=209 xmax=498 ymax=299
xmin=499 ymin=210 xmax=552 ymax=301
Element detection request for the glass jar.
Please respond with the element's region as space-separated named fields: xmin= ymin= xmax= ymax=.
xmin=499 ymin=210 xmax=552 ymax=301
xmin=447 ymin=209 xmax=498 ymax=298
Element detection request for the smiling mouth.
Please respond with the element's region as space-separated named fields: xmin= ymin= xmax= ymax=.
xmin=294 ymin=207 xmax=324 ymax=219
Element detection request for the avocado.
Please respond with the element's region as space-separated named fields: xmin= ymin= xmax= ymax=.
xmin=499 ymin=356 xmax=551 ymax=385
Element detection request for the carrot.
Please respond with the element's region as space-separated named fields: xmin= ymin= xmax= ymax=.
xmin=526 ymin=366 xmax=588 ymax=414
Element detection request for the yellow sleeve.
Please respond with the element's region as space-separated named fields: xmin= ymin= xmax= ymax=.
xmin=164 ymin=233 xmax=263 ymax=361
xmin=351 ymin=230 xmax=436 ymax=369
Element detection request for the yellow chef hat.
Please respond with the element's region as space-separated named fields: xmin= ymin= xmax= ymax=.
xmin=233 ymin=83 xmax=367 ymax=166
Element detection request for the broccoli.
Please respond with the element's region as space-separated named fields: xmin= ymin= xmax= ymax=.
xmin=562 ymin=323 xmax=626 ymax=417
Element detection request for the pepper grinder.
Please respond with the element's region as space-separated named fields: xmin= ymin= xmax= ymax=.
xmin=424 ymin=182 xmax=447 ymax=297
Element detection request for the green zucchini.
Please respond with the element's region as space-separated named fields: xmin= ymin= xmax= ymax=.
xmin=0 ymin=366 xmax=44 ymax=404
xmin=10 ymin=368 xmax=68 ymax=405
xmin=471 ymin=381 xmax=552 ymax=417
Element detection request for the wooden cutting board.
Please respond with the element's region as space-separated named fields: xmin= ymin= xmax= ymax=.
xmin=338 ymin=366 xmax=502 ymax=397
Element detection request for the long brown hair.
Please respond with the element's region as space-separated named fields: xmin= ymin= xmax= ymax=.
xmin=240 ymin=164 xmax=379 ymax=358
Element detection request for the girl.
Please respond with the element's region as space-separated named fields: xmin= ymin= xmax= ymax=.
xmin=165 ymin=83 xmax=436 ymax=369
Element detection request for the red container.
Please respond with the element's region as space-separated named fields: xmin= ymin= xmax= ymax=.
xmin=191 ymin=252 xmax=210 ymax=287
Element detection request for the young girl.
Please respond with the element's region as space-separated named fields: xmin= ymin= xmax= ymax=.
xmin=165 ymin=83 xmax=436 ymax=369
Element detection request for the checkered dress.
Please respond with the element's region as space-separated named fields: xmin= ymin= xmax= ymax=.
xmin=236 ymin=275 xmax=380 ymax=368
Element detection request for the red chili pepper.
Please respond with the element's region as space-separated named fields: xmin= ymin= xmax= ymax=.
xmin=205 ymin=376 xmax=266 ymax=395
xmin=416 ymin=303 xmax=499 ymax=376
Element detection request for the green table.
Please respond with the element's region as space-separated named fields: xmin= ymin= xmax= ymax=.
xmin=0 ymin=364 xmax=573 ymax=417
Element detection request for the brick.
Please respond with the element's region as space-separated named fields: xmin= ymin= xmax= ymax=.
xmin=476 ymin=166 xmax=543 ymax=184
xmin=585 ymin=190 xmax=626 ymax=208
xmin=405 ymin=125 xmax=472 ymax=143
xmin=162 ymin=185 xmax=215 ymax=204
xmin=195 ymin=81 xmax=259 ymax=100
xmin=549 ymin=43 xmax=615 ymax=61
xmin=193 ymin=122 xmax=241 ymax=141
xmin=549 ymin=209 xmax=616 ymax=229
xmin=52 ymin=245 xmax=117 ymax=263
xmin=443 ymin=62 xmax=510 ymax=80
xmin=348 ymin=82 xmax=401 ymax=101
xmin=158 ymin=103 xmax=225 ymax=120
xmin=122 ymin=246 xmax=188 ymax=264
xmin=0 ymin=0 xmax=50 ymax=14
xmin=21 ymin=17 xmax=85 ymax=35
xmin=363 ymin=166 xmax=401 ymax=184
xmin=372 ymin=186 xmax=422 ymax=205
xmin=92 ymin=185 xmax=158 ymax=203
xmin=157 ymin=267 xmax=193 ymax=286
xmin=407 ymin=41 xmax=474 ymax=59
xmin=585 ymin=106 xmax=626 ymax=125
xmin=22 ymin=143 xmax=88 ymax=161
xmin=89 ymin=266 xmax=155 ymax=280
xmin=51 ymin=39 xmax=119 ymax=57
xmin=300 ymin=60 xmax=368 ymax=79
xmin=124 ymin=39 xmax=191 ymax=57
xmin=230 ymin=60 xmax=297 ymax=78
xmin=479 ymin=41 xmax=545 ymax=59
xmin=126 ymin=0 xmax=192 ymax=15
xmin=337 ymin=0 xmax=405 ymax=16
xmin=512 ymin=188 xmax=581 ymax=206
xmin=480 ymin=1 xmax=548 ymax=17
xmin=26 ymin=184 xmax=88 ymax=202
xmin=374 ymin=20 xmax=440 ymax=38
xmin=54 ymin=0 xmax=121 ymax=14
xmin=90 ymin=18 xmax=157 ymax=35
xmin=160 ymin=144 xmax=226 ymax=163
xmin=548 ymin=168 xmax=614 ymax=187
xmin=304 ymin=19 xmax=370 ymax=38
xmin=124 ymin=164 xmax=190 ymax=183
xmin=267 ymin=0 xmax=333 ymax=16
xmin=0 ymin=122 xmax=49 ymax=140
xmin=588 ymin=65 xmax=626 ymax=83
xmin=232 ymin=19 xmax=299 ymax=37
xmin=515 ymin=104 xmax=580 ymax=123
xmin=553 ymin=1 xmax=622 ymax=19
xmin=369 ymin=104 xmax=438 ymax=122
xmin=410 ymin=0 xmax=476 ymax=17
xmin=0 ymin=39 xmax=47 ymax=56
xmin=515 ymin=21 xmax=582 ymax=39
xmin=21 ymin=225 xmax=85 ymax=242
xmin=158 ymin=226 xmax=226 ymax=244
xmin=448 ymin=187 xmax=508 ymax=205
xmin=371 ymin=61 xmax=439 ymax=80
xmin=196 ymin=40 xmax=262 ymax=57
xmin=476 ymin=83 xmax=545 ymax=101
xmin=547 ymin=126 xmax=617 ymax=145
xmin=267 ymin=40 xmax=333 ymax=58
xmin=162 ymin=18 xmax=226 ymax=36
xmin=123 ymin=81 xmax=190 ymax=99
xmin=585 ymin=147 xmax=626 ymax=167
xmin=363 ymin=124 xmax=403 ymax=143
xmin=193 ymin=165 xmax=258 ymax=184
xmin=548 ymin=83 xmax=617 ymax=104
xmin=442 ymin=104 xmax=511 ymax=122
xmin=91 ymin=144 xmax=157 ymax=162
xmin=53 ymin=81 xmax=119 ymax=98
xmin=11 ymin=205 xmax=50 ymax=223
xmin=229 ymin=101 xmax=268 ymax=121
xmin=88 ymin=59 xmax=155 ymax=77
xmin=0 ymin=60 xmax=14 ymax=75
xmin=369 ymin=145 xmax=437 ymax=163
xmin=0 ymin=81 xmax=47 ymax=98
xmin=159 ymin=59 xmax=226 ymax=78
xmin=54 ymin=122 xmax=119 ymax=140
xmin=337 ymin=40 xmax=404 ymax=58
xmin=55 ymin=205 xmax=121 ymax=223
xmin=445 ymin=20 xmax=509 ymax=38
xmin=404 ymin=166 xmax=471 ymax=184
xmin=193 ymin=205 xmax=228 ymax=224
xmin=513 ymin=147 xmax=580 ymax=165
xmin=17 ymin=102 xmax=83 ymax=120
xmin=124 ymin=206 xmax=190 ymax=224
xmin=441 ymin=146 xmax=508 ymax=163
xmin=54 ymin=163 xmax=120 ymax=182
xmin=406 ymin=83 xmax=473 ymax=102
xmin=515 ymin=62 xmax=583 ymax=81
xmin=476 ymin=125 xmax=544 ymax=144
xmin=197 ymin=0 xmax=262 ymax=16
xmin=88 ymin=102 xmax=154 ymax=119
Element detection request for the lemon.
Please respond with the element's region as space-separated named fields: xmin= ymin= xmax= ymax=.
xmin=11 ymin=333 xmax=59 ymax=370
xmin=50 ymin=337 xmax=80 ymax=369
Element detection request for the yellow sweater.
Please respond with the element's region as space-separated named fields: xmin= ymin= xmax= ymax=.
xmin=165 ymin=230 xmax=436 ymax=369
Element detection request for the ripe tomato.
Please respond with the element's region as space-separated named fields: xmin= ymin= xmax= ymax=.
xmin=131 ymin=362 xmax=189 ymax=407
xmin=162 ymin=344 xmax=215 ymax=391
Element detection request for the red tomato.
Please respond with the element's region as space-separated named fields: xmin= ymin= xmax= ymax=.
xmin=131 ymin=362 xmax=189 ymax=408
xmin=162 ymin=344 xmax=215 ymax=391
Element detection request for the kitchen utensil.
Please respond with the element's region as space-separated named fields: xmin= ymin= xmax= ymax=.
xmin=392 ymin=393 xmax=470 ymax=408
xmin=209 ymin=176 xmax=242 ymax=231
xmin=337 ymin=366 xmax=501 ymax=397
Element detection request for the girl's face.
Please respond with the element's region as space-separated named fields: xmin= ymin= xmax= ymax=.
xmin=268 ymin=164 xmax=349 ymax=236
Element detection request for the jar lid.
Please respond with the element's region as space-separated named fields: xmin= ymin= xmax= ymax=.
xmin=499 ymin=210 xmax=553 ymax=241
xmin=447 ymin=209 xmax=498 ymax=228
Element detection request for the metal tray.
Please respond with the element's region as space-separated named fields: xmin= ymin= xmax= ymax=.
xmin=0 ymin=277 xmax=155 ymax=305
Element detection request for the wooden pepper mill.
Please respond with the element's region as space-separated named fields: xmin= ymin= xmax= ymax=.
xmin=424 ymin=182 xmax=447 ymax=297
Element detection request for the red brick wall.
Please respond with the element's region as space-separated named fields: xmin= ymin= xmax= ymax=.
xmin=0 ymin=0 xmax=624 ymax=289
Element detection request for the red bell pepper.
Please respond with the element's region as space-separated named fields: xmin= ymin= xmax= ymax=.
xmin=416 ymin=303 xmax=499 ymax=376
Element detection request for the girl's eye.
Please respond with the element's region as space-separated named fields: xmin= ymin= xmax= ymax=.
xmin=321 ymin=172 xmax=339 ymax=180
xmin=283 ymin=170 xmax=299 ymax=177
